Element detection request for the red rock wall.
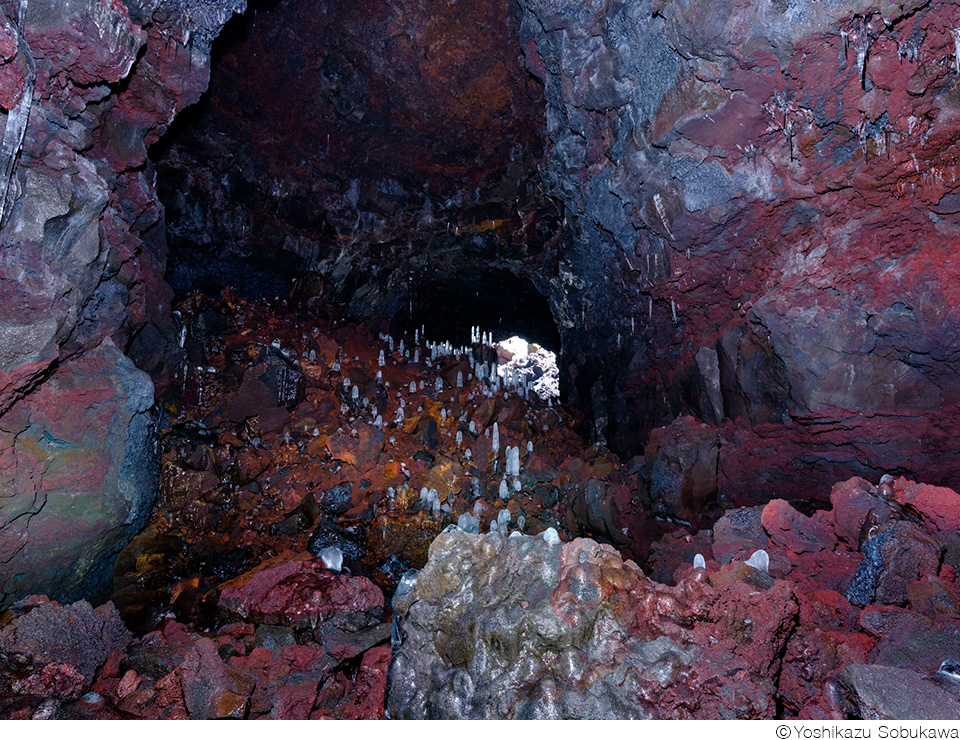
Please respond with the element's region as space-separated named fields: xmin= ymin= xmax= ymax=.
xmin=517 ymin=0 xmax=960 ymax=500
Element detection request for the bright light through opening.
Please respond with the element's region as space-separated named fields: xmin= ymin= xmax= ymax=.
xmin=494 ymin=335 xmax=559 ymax=400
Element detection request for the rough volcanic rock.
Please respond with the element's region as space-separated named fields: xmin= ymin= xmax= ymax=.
xmin=180 ymin=637 xmax=253 ymax=720
xmin=824 ymin=664 xmax=960 ymax=720
xmin=0 ymin=598 xmax=131 ymax=697
xmin=217 ymin=552 xmax=384 ymax=631
xmin=0 ymin=340 xmax=158 ymax=607
xmin=847 ymin=521 xmax=942 ymax=606
xmin=712 ymin=506 xmax=769 ymax=564
xmin=761 ymin=499 xmax=837 ymax=554
xmin=893 ymin=477 xmax=960 ymax=535
xmin=0 ymin=0 xmax=247 ymax=604
xmin=388 ymin=527 xmax=797 ymax=719
xmin=829 ymin=477 xmax=898 ymax=549
xmin=514 ymin=0 xmax=960 ymax=498
xmin=156 ymin=0 xmax=546 ymax=301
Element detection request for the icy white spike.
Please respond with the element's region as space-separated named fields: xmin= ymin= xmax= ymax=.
xmin=343 ymin=377 xmax=351 ymax=388
xmin=490 ymin=520 xmax=498 ymax=533
xmin=399 ymin=339 xmax=405 ymax=354
xmin=456 ymin=371 xmax=463 ymax=388
xmin=440 ymin=409 xmax=447 ymax=423
xmin=332 ymin=360 xmax=340 ymax=372
xmin=435 ymin=377 xmax=443 ymax=392
xmin=379 ymin=349 xmax=385 ymax=367
xmin=497 ymin=509 xmax=510 ymax=532
xmin=375 ymin=414 xmax=383 ymax=429
xmin=409 ymin=381 xmax=416 ymax=393
xmin=517 ymin=514 xmax=525 ymax=531
xmin=693 ymin=553 xmax=706 ymax=570
xmin=456 ymin=430 xmax=463 ymax=446
xmin=431 ymin=492 xmax=441 ymax=518
xmin=415 ymin=328 xmax=419 ymax=343
xmin=506 ymin=446 xmax=520 ymax=476
xmin=319 ymin=546 xmax=343 ymax=573
xmin=351 ymin=385 xmax=359 ymax=399
xmin=396 ymin=407 xmax=405 ymax=423
xmin=414 ymin=349 xmax=420 ymax=363
xmin=377 ymin=370 xmax=383 ymax=382
xmin=542 ymin=527 xmax=560 ymax=546
xmin=388 ymin=336 xmax=395 ymax=351
xmin=457 ymin=512 xmax=479 ymax=534
xmin=419 ymin=486 xmax=430 ymax=504
xmin=464 ymin=448 xmax=472 ymax=459
xmin=499 ymin=478 xmax=509 ymax=499
xmin=491 ymin=423 xmax=500 ymax=456
xmin=527 ymin=441 xmax=533 ymax=453
xmin=513 ymin=479 xmax=521 ymax=491
xmin=745 ymin=549 xmax=769 ymax=574
xmin=469 ymin=421 xmax=477 ymax=435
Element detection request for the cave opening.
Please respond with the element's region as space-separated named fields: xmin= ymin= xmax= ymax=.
xmin=389 ymin=267 xmax=561 ymax=364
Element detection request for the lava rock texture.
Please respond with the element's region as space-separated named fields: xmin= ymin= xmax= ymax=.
xmin=0 ymin=0 xmax=246 ymax=607
xmin=515 ymin=0 xmax=960 ymax=498
xmin=388 ymin=527 xmax=798 ymax=719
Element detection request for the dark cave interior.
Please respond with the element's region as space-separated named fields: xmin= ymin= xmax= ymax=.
xmin=2 ymin=0 xmax=960 ymax=721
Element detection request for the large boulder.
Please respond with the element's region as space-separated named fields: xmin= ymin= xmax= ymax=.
xmin=825 ymin=665 xmax=960 ymax=720
xmin=846 ymin=521 xmax=942 ymax=607
xmin=388 ymin=527 xmax=797 ymax=719
xmin=0 ymin=340 xmax=158 ymax=608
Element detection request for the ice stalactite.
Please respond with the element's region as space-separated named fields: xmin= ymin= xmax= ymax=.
xmin=952 ymin=28 xmax=960 ymax=74
xmin=0 ymin=0 xmax=35 ymax=227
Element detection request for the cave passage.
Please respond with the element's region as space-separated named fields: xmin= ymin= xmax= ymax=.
xmin=9 ymin=0 xmax=960 ymax=722
xmin=390 ymin=267 xmax=561 ymax=356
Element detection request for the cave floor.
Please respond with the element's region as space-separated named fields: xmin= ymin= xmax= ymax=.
xmin=2 ymin=290 xmax=958 ymax=719
xmin=101 ymin=289 xmax=601 ymax=718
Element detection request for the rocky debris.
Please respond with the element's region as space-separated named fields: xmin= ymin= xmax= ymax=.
xmin=761 ymin=499 xmax=837 ymax=554
xmin=217 ymin=552 xmax=383 ymax=631
xmin=2 ymin=291 xmax=954 ymax=720
xmin=829 ymin=477 xmax=898 ymax=549
xmin=712 ymin=506 xmax=769 ymax=564
xmin=181 ymin=637 xmax=252 ymax=719
xmin=388 ymin=528 xmax=797 ymax=719
xmin=0 ymin=598 xmax=131 ymax=698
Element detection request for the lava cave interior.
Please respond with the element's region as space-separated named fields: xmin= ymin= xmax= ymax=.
xmin=2 ymin=0 xmax=960 ymax=721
